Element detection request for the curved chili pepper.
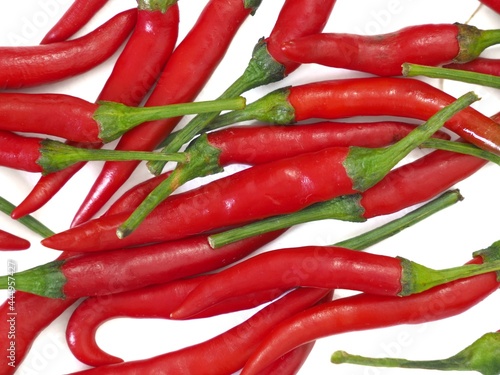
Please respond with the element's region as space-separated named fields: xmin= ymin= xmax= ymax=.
xmin=480 ymin=0 xmax=500 ymax=14
xmin=279 ymin=23 xmax=500 ymax=76
xmin=114 ymin=90 xmax=476 ymax=239
xmin=41 ymin=92 xmax=476 ymax=251
xmin=330 ymin=330 xmax=500 ymax=374
xmin=444 ymin=57 xmax=500 ymax=76
xmin=0 ymin=132 xmax=187 ymax=174
xmin=0 ymin=229 xmax=30 ymax=250
xmin=239 ymin=246 xmax=500 ymax=375
xmin=67 ymin=287 xmax=331 ymax=375
xmin=2 ymin=230 xmax=285 ymax=298
xmin=0 ymin=92 xmax=244 ymax=143
xmin=171 ymin=244 xmax=500 ymax=319
xmin=208 ymin=77 xmax=500 ymax=156
xmin=12 ymin=0 xmax=180 ymax=220
xmin=0 ymin=8 xmax=136 ymax=89
xmin=40 ymin=0 xmax=108 ymax=44
xmin=66 ymin=275 xmax=287 ymax=366
xmin=69 ymin=0 xmax=264 ymax=228
xmin=104 ymin=120 xmax=450 ymax=217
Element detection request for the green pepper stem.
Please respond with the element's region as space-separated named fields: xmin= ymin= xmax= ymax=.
xmin=331 ymin=331 xmax=500 ymax=375
xmin=402 ymin=63 xmax=500 ymax=89
xmin=345 ymin=91 xmax=479 ymax=191
xmin=37 ymin=139 xmax=188 ymax=175
xmin=400 ymin=258 xmax=500 ymax=296
xmin=422 ymin=138 xmax=500 ymax=165
xmin=137 ymin=0 xmax=177 ymax=12
xmin=0 ymin=196 xmax=54 ymax=238
xmin=95 ymin=97 xmax=246 ymax=144
xmin=208 ymin=190 xmax=462 ymax=249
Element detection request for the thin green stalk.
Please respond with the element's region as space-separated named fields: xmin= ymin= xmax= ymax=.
xmin=422 ymin=138 xmax=500 ymax=165
xmin=209 ymin=190 xmax=462 ymax=249
xmin=402 ymin=62 xmax=500 ymax=89
xmin=38 ymin=139 xmax=188 ymax=175
xmin=0 ymin=196 xmax=54 ymax=238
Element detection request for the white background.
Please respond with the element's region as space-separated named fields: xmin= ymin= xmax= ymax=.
xmin=1 ymin=0 xmax=500 ymax=374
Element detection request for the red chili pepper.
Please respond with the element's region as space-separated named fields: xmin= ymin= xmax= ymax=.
xmin=41 ymin=92 xmax=476 ymax=251
xmin=279 ymin=23 xmax=500 ymax=76
xmin=40 ymin=0 xmax=109 ymax=44
xmin=238 ymin=247 xmax=500 ymax=375
xmin=12 ymin=0 xmax=180 ymax=220
xmin=0 ymin=132 xmax=188 ymax=174
xmin=444 ymin=57 xmax=500 ymax=76
xmin=480 ymin=0 xmax=500 ymax=14
xmin=69 ymin=0 xmax=264 ymax=228
xmin=2 ymin=230 xmax=285 ymax=298
xmin=171 ymin=244 xmax=500 ymax=319
xmin=103 ymin=120 xmax=450 ymax=216
xmin=0 ymin=8 xmax=136 ymax=89
xmin=65 ymin=275 xmax=286 ymax=366
xmin=0 ymin=228 xmax=30 ymax=250
xmin=67 ymin=287 xmax=331 ymax=375
xmin=209 ymin=77 xmax=500 ymax=156
xmin=0 ymin=92 xmax=243 ymax=143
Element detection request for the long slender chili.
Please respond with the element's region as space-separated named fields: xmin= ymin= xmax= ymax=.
xmin=171 ymin=244 xmax=500 ymax=319
xmin=279 ymin=23 xmax=500 ymax=76
xmin=69 ymin=0 xmax=264 ymax=227
xmin=0 ymin=92 xmax=244 ymax=143
xmin=65 ymin=275 xmax=287 ymax=366
xmin=41 ymin=92 xmax=477 ymax=251
xmin=12 ymin=0 xmax=180 ymax=220
xmin=115 ymin=90 xmax=476 ymax=239
xmin=330 ymin=330 xmax=500 ymax=374
xmin=0 ymin=229 xmax=30 ymax=250
xmin=103 ymin=120 xmax=451 ymax=217
xmin=40 ymin=0 xmax=109 ymax=44
xmin=0 ymin=132 xmax=187 ymax=174
xmin=67 ymin=287 xmax=331 ymax=375
xmin=0 ymin=8 xmax=137 ymax=89
xmin=239 ymin=244 xmax=500 ymax=375
xmin=64 ymin=188 xmax=461 ymax=367
xmin=444 ymin=57 xmax=500 ymax=76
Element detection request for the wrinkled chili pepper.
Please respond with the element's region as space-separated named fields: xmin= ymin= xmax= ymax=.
xmin=41 ymin=92 xmax=476 ymax=251
xmin=1 ymin=230 xmax=285 ymax=298
xmin=330 ymin=330 xmax=500 ymax=374
xmin=0 ymin=8 xmax=136 ymax=89
xmin=239 ymin=244 xmax=500 ymax=375
xmin=103 ymin=120 xmax=451 ymax=217
xmin=0 ymin=228 xmax=30 ymax=250
xmin=65 ymin=188 xmax=461 ymax=367
xmin=279 ymin=23 xmax=500 ymax=76
xmin=171 ymin=244 xmax=500 ymax=319
xmin=40 ymin=0 xmax=109 ymax=44
xmin=13 ymin=0 xmax=180 ymax=220
xmin=0 ymin=92 xmax=244 ymax=143
xmin=68 ymin=287 xmax=331 ymax=375
xmin=0 ymin=131 xmax=188 ymax=174
xmin=70 ymin=0 xmax=264 ymax=227
xmin=66 ymin=275 xmax=287 ymax=366
xmin=115 ymin=89 xmax=477 ymax=239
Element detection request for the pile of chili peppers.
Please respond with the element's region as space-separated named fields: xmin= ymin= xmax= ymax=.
xmin=1 ymin=1 xmax=500 ymax=374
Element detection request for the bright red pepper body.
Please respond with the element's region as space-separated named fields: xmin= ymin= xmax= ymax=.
xmin=444 ymin=57 xmax=500 ymax=76
xmin=0 ymin=9 xmax=136 ymax=89
xmin=0 ymin=229 xmax=30 ymax=250
xmin=41 ymin=0 xmax=109 ymax=44
xmin=70 ymin=0 xmax=259 ymax=227
xmin=240 ymin=257 xmax=500 ymax=375
xmin=0 ymin=131 xmax=43 ymax=173
xmin=280 ymin=24 xmax=461 ymax=76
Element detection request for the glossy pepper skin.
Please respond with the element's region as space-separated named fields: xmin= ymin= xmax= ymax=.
xmin=40 ymin=0 xmax=109 ymax=44
xmin=69 ymin=0 xmax=263 ymax=227
xmin=0 ymin=229 xmax=30 ymax=250
xmin=279 ymin=23 xmax=498 ymax=76
xmin=444 ymin=57 xmax=500 ymax=76
xmin=67 ymin=288 xmax=331 ymax=375
xmin=12 ymin=0 xmax=180 ymax=219
xmin=239 ymin=255 xmax=500 ymax=375
xmin=0 ymin=8 xmax=137 ymax=89
xmin=65 ymin=275 xmax=287 ymax=366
